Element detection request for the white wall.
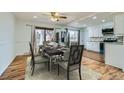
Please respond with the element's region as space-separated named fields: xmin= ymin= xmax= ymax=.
xmin=80 ymin=28 xmax=89 ymax=49
xmin=80 ymin=28 xmax=85 ymax=45
xmin=82 ymin=28 xmax=90 ymax=49
xmin=15 ymin=20 xmax=31 ymax=55
xmin=0 ymin=13 xmax=15 ymax=75
xmin=15 ymin=20 xmax=56 ymax=55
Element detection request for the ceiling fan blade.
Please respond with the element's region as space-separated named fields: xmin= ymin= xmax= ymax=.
xmin=58 ymin=16 xmax=67 ymax=19
xmin=51 ymin=12 xmax=67 ymax=19
xmin=42 ymin=12 xmax=67 ymax=21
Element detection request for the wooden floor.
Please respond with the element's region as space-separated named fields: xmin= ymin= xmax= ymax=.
xmin=82 ymin=57 xmax=124 ymax=80
xmin=0 ymin=50 xmax=124 ymax=80
xmin=83 ymin=49 xmax=104 ymax=63
xmin=0 ymin=56 xmax=27 ymax=80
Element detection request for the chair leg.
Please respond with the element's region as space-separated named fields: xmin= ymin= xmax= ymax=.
xmin=31 ymin=64 xmax=35 ymax=76
xmin=48 ymin=62 xmax=49 ymax=71
xmin=67 ymin=70 xmax=69 ymax=80
xmin=30 ymin=59 xmax=33 ymax=66
xmin=79 ymin=67 xmax=82 ymax=80
xmin=58 ymin=64 xmax=59 ymax=76
xmin=31 ymin=61 xmax=33 ymax=70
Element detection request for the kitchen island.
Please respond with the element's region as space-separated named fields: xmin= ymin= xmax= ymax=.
xmin=105 ymin=42 xmax=124 ymax=71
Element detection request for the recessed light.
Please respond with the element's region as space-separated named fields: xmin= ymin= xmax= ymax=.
xmin=102 ymin=19 xmax=105 ymax=22
xmin=33 ymin=16 xmax=37 ymax=18
xmin=92 ymin=16 xmax=97 ymax=19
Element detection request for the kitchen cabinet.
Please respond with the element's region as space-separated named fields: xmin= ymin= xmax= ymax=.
xmin=93 ymin=42 xmax=100 ymax=52
xmin=105 ymin=43 xmax=124 ymax=71
xmin=86 ymin=42 xmax=92 ymax=50
xmin=114 ymin=13 xmax=124 ymax=35
xmin=91 ymin=42 xmax=100 ymax=52
xmin=88 ymin=27 xmax=99 ymax=37
xmin=88 ymin=28 xmax=92 ymax=37
xmin=98 ymin=28 xmax=103 ymax=37
xmin=88 ymin=26 xmax=103 ymax=37
xmin=86 ymin=42 xmax=100 ymax=52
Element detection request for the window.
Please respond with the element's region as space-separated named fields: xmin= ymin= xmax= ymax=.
xmin=35 ymin=29 xmax=44 ymax=45
xmin=69 ymin=30 xmax=78 ymax=42
xmin=46 ymin=30 xmax=54 ymax=41
xmin=68 ymin=30 xmax=79 ymax=45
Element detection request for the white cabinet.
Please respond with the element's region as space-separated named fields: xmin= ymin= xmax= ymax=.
xmin=86 ymin=42 xmax=92 ymax=50
xmin=98 ymin=29 xmax=103 ymax=37
xmin=88 ymin=28 xmax=93 ymax=37
xmin=105 ymin=43 xmax=124 ymax=70
xmin=86 ymin=42 xmax=100 ymax=52
xmin=88 ymin=27 xmax=99 ymax=37
xmin=114 ymin=13 xmax=124 ymax=35
xmin=88 ymin=26 xmax=103 ymax=37
xmin=93 ymin=42 xmax=100 ymax=52
xmin=91 ymin=42 xmax=100 ymax=52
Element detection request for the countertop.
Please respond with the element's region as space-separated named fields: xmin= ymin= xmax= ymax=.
xmin=104 ymin=42 xmax=123 ymax=45
xmin=88 ymin=41 xmax=124 ymax=45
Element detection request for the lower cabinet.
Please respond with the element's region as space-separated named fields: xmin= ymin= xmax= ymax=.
xmin=86 ymin=42 xmax=100 ymax=52
xmin=86 ymin=42 xmax=92 ymax=50
xmin=105 ymin=43 xmax=124 ymax=71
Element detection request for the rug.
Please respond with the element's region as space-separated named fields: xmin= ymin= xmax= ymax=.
xmin=25 ymin=57 xmax=102 ymax=80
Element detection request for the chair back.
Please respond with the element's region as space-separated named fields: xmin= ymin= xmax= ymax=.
xmin=63 ymin=49 xmax=70 ymax=61
xmin=68 ymin=45 xmax=84 ymax=66
xmin=29 ymin=42 xmax=35 ymax=64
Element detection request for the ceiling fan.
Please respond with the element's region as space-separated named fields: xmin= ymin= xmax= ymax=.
xmin=43 ymin=12 xmax=67 ymax=21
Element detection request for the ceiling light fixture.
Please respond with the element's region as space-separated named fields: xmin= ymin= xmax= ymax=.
xmin=50 ymin=17 xmax=57 ymax=21
xmin=33 ymin=16 xmax=37 ymax=18
xmin=92 ymin=16 xmax=97 ymax=19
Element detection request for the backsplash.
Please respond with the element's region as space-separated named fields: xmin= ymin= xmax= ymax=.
xmin=117 ymin=36 xmax=124 ymax=43
xmin=90 ymin=37 xmax=104 ymax=42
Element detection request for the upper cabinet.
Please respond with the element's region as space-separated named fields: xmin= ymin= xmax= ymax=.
xmin=88 ymin=22 xmax=113 ymax=38
xmin=88 ymin=27 xmax=98 ymax=37
xmin=88 ymin=26 xmax=103 ymax=37
xmin=114 ymin=13 xmax=124 ymax=35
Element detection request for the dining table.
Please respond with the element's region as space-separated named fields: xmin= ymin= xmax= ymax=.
xmin=43 ymin=47 xmax=64 ymax=72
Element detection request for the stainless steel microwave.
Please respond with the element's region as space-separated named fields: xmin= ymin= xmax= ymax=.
xmin=102 ymin=28 xmax=114 ymax=35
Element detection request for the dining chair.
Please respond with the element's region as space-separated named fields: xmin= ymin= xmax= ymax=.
xmin=29 ymin=42 xmax=49 ymax=76
xmin=57 ymin=45 xmax=84 ymax=80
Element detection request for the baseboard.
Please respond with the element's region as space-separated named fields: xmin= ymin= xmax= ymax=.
xmin=0 ymin=56 xmax=16 ymax=76
xmin=84 ymin=49 xmax=100 ymax=54
xmin=16 ymin=52 xmax=30 ymax=57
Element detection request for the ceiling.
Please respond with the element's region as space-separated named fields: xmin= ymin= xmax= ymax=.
xmin=14 ymin=12 xmax=118 ymax=28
